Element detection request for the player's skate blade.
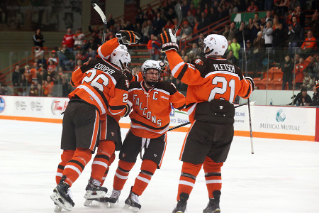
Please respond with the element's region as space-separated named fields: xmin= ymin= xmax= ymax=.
xmin=123 ymin=204 xmax=140 ymax=212
xmin=54 ymin=203 xmax=62 ymax=212
xmin=50 ymin=190 xmax=74 ymax=211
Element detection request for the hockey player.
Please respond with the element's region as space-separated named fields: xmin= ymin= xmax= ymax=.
xmin=158 ymin=29 xmax=254 ymax=213
xmin=51 ymin=31 xmax=140 ymax=212
xmin=98 ymin=60 xmax=186 ymax=211
xmin=83 ymin=44 xmax=135 ymax=207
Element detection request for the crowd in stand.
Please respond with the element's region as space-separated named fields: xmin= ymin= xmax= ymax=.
xmin=2 ymin=0 xmax=319 ymax=98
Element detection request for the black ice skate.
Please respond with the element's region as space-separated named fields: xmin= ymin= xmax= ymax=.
xmin=83 ymin=178 xmax=108 ymax=206
xmin=50 ymin=176 xmax=75 ymax=211
xmin=203 ymin=190 xmax=221 ymax=213
xmin=172 ymin=193 xmax=189 ymax=213
xmin=124 ymin=187 xmax=141 ymax=212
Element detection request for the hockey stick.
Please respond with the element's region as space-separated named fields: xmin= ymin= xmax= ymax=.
xmin=241 ymin=14 xmax=254 ymax=154
xmin=92 ymin=3 xmax=107 ymax=44
xmin=168 ymin=101 xmax=256 ymax=131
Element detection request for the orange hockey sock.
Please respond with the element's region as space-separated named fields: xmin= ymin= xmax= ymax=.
xmin=203 ymin=157 xmax=223 ymax=198
xmin=132 ymin=160 xmax=157 ymax=196
xmin=90 ymin=140 xmax=115 ymax=184
xmin=56 ymin=150 xmax=74 ymax=184
xmin=113 ymin=160 xmax=135 ymax=191
xmin=177 ymin=162 xmax=202 ymax=201
xmin=100 ymin=153 xmax=116 ymax=186
xmin=62 ymin=148 xmax=92 ymax=187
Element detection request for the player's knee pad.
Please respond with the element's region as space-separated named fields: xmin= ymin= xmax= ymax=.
xmin=181 ymin=161 xmax=202 ymax=177
xmin=118 ymin=159 xmax=135 ymax=171
xmin=73 ymin=148 xmax=92 ymax=166
xmin=140 ymin=159 xmax=157 ymax=177
xmin=61 ymin=150 xmax=74 ymax=162
xmin=97 ymin=140 xmax=116 ymax=157
xmin=203 ymin=157 xmax=223 ymax=173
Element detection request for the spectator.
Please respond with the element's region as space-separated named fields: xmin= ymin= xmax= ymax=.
xmin=300 ymin=30 xmax=317 ymax=54
xmin=181 ymin=0 xmax=190 ymax=17
xmin=294 ymin=6 xmax=305 ymax=40
xmin=74 ymin=59 xmax=83 ymax=71
xmin=179 ymin=21 xmax=193 ymax=41
xmin=37 ymin=64 xmax=47 ymax=84
xmin=29 ymin=84 xmax=38 ymax=96
xmin=42 ymin=80 xmax=49 ymax=96
xmin=305 ymin=56 xmax=316 ymax=77
xmin=191 ymin=43 xmax=199 ymax=56
xmin=199 ymin=11 xmax=209 ymax=29
xmin=75 ymin=49 xmax=86 ymax=62
xmin=302 ymin=70 xmax=314 ymax=90
xmin=135 ymin=9 xmax=145 ymax=27
xmin=193 ymin=17 xmax=200 ymax=34
xmin=265 ymin=10 xmax=273 ymax=23
xmin=47 ymin=60 xmax=57 ymax=78
xmin=294 ymin=57 xmax=307 ymax=89
xmin=37 ymin=84 xmax=43 ymax=96
xmin=288 ymin=16 xmax=300 ymax=55
xmin=285 ymin=9 xmax=294 ymax=26
xmin=165 ymin=20 xmax=175 ymax=30
xmin=146 ymin=3 xmax=155 ymax=20
xmin=247 ymin=1 xmax=258 ymax=12
xmin=272 ymin=23 xmax=285 ymax=48
xmin=272 ymin=17 xmax=279 ymax=30
xmin=147 ymin=20 xmax=154 ymax=37
xmin=124 ymin=20 xmax=134 ymax=31
xmin=47 ymin=50 xmax=59 ymax=66
xmin=187 ymin=11 xmax=195 ymax=27
xmin=166 ymin=8 xmax=176 ymax=22
xmin=73 ymin=28 xmax=85 ymax=48
xmin=235 ymin=21 xmax=250 ymax=47
xmin=0 ymin=82 xmax=7 ymax=95
xmin=189 ymin=3 xmax=196 ymax=16
xmin=226 ymin=50 xmax=238 ymax=66
xmin=23 ymin=65 xmax=32 ymax=86
xmin=62 ymin=75 xmax=71 ymax=97
xmin=229 ymin=2 xmax=238 ymax=13
xmin=281 ymin=55 xmax=294 ymax=89
xmin=20 ymin=74 xmax=27 ymax=96
xmin=62 ymin=28 xmax=74 ymax=52
xmin=234 ymin=0 xmax=247 ymax=12
xmin=107 ymin=14 xmax=115 ymax=29
xmin=309 ymin=10 xmax=319 ymax=40
xmin=147 ymin=34 xmax=161 ymax=60
xmin=253 ymin=31 xmax=265 ymax=70
xmin=46 ymin=76 xmax=54 ymax=97
xmin=223 ymin=22 xmax=236 ymax=41
xmin=289 ymin=0 xmax=301 ymax=11
xmin=208 ymin=7 xmax=218 ymax=24
xmin=228 ymin=38 xmax=241 ymax=61
xmin=261 ymin=21 xmax=274 ymax=48
xmin=88 ymin=24 xmax=99 ymax=36
xmin=33 ymin=29 xmax=45 ymax=48
xmin=264 ymin=0 xmax=273 ymax=10
xmin=274 ymin=0 xmax=289 ymax=17
xmin=30 ymin=62 xmax=38 ymax=85
xmin=198 ymin=33 xmax=205 ymax=47
xmin=141 ymin=21 xmax=150 ymax=44
xmin=292 ymin=87 xmax=312 ymax=106
xmin=310 ymin=83 xmax=319 ymax=106
xmin=12 ymin=64 xmax=20 ymax=90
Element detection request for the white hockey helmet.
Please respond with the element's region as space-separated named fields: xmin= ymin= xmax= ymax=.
xmin=203 ymin=34 xmax=228 ymax=57
xmin=110 ymin=45 xmax=131 ymax=71
xmin=141 ymin=60 xmax=162 ymax=75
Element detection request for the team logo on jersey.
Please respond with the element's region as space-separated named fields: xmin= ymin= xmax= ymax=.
xmin=111 ymin=132 xmax=115 ymax=136
xmin=125 ymin=80 xmax=130 ymax=88
xmin=0 ymin=97 xmax=5 ymax=113
xmin=194 ymin=59 xmax=203 ymax=65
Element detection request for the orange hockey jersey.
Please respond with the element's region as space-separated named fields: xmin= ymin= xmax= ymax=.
xmin=69 ymin=57 xmax=130 ymax=117
xmin=129 ymin=80 xmax=186 ymax=138
xmin=166 ymin=50 xmax=252 ymax=123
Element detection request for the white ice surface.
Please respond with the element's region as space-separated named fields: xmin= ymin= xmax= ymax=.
xmin=0 ymin=120 xmax=319 ymax=213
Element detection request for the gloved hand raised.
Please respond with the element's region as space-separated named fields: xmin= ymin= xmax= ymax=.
xmin=158 ymin=29 xmax=179 ymax=52
xmin=116 ymin=30 xmax=141 ymax=45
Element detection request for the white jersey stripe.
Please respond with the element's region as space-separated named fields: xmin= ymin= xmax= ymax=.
xmin=171 ymin=62 xmax=185 ymax=76
xmin=78 ymin=85 xmax=106 ymax=114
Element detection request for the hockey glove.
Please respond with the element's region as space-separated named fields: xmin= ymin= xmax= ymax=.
xmin=124 ymin=100 xmax=133 ymax=117
xmin=158 ymin=29 xmax=179 ymax=52
xmin=116 ymin=30 xmax=141 ymax=45
xmin=315 ymin=80 xmax=319 ymax=90
xmin=245 ymin=77 xmax=255 ymax=91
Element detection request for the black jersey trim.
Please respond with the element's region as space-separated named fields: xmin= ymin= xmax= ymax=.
xmin=177 ymin=64 xmax=188 ymax=80
xmin=58 ymin=165 xmax=65 ymax=170
xmin=243 ymin=84 xmax=251 ymax=98
xmin=109 ymin=105 xmax=126 ymax=110
xmin=176 ymin=104 xmax=186 ymax=110
xmin=131 ymin=118 xmax=169 ymax=130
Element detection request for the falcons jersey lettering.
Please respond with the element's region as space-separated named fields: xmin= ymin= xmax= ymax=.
xmin=166 ymin=50 xmax=252 ymax=123
xmin=128 ymin=80 xmax=186 ymax=138
xmin=69 ymin=57 xmax=129 ymax=117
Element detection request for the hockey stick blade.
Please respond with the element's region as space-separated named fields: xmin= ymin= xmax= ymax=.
xmin=92 ymin=3 xmax=107 ymax=25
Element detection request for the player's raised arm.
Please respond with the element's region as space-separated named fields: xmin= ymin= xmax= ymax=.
xmin=169 ymin=83 xmax=186 ymax=110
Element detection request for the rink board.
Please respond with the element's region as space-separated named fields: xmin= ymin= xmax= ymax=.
xmin=0 ymin=95 xmax=318 ymax=141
